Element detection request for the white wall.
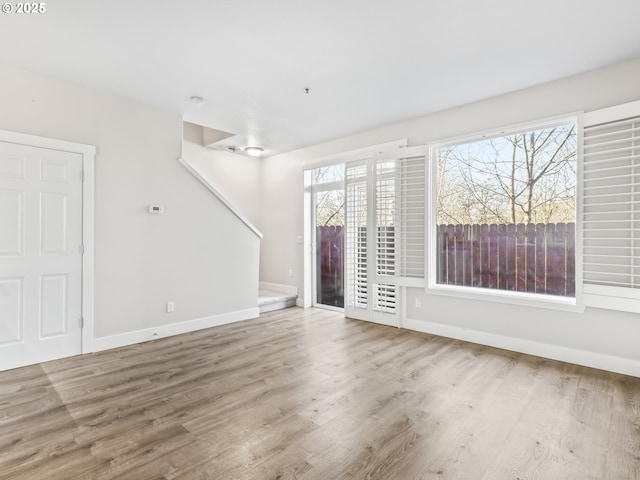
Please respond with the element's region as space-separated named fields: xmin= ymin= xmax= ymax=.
xmin=261 ymin=59 xmax=640 ymax=373
xmin=181 ymin=128 xmax=262 ymax=230
xmin=0 ymin=64 xmax=260 ymax=342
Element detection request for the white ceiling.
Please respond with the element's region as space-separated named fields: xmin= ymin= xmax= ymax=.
xmin=2 ymin=0 xmax=640 ymax=156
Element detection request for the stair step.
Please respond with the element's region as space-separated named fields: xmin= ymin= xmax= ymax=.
xmin=258 ymin=289 xmax=297 ymax=314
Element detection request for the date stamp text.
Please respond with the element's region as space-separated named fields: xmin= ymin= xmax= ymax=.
xmin=2 ymin=3 xmax=46 ymax=14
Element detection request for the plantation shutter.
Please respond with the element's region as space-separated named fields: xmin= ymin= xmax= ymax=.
xmin=375 ymin=158 xmax=396 ymax=313
xmin=377 ymin=146 xmax=427 ymax=286
xmin=345 ymin=162 xmax=369 ymax=314
xmin=373 ymin=150 xmax=427 ymax=314
xmin=344 ymin=145 xmax=427 ymax=324
xmin=583 ymin=100 xmax=640 ymax=312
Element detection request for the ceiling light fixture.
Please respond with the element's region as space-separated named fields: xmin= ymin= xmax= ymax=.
xmin=190 ymin=95 xmax=204 ymax=106
xmin=244 ymin=146 xmax=264 ymax=157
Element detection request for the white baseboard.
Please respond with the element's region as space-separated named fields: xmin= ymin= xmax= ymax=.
xmin=403 ymin=317 xmax=640 ymax=378
xmin=259 ymin=281 xmax=298 ymax=297
xmin=93 ymin=308 xmax=259 ymax=352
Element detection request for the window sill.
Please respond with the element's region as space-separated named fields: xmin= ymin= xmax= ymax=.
xmin=426 ymin=283 xmax=585 ymax=313
xmin=584 ymin=284 xmax=640 ymax=314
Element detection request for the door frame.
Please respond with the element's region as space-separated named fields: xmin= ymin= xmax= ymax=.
xmin=0 ymin=130 xmax=95 ymax=354
xmin=310 ymin=176 xmax=346 ymax=311
xmin=303 ymin=140 xmax=408 ymax=317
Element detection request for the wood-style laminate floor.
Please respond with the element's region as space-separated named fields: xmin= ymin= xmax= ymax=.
xmin=1 ymin=308 xmax=639 ymax=480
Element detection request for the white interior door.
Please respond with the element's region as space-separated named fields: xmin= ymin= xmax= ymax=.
xmin=0 ymin=141 xmax=83 ymax=370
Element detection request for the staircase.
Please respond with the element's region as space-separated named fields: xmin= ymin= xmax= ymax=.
xmin=258 ymin=283 xmax=297 ymax=314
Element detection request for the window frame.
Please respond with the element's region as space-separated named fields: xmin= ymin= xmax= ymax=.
xmin=426 ymin=113 xmax=585 ymax=312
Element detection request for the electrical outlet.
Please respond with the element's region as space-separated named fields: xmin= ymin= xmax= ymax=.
xmin=288 ymin=269 xmax=293 ymax=277
xmin=167 ymin=301 xmax=175 ymax=313
xmin=415 ymin=298 xmax=422 ymax=308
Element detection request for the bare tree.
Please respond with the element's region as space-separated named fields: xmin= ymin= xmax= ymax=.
xmin=437 ymin=124 xmax=576 ymax=225
xmin=314 ymin=165 xmax=346 ymax=226
xmin=315 ymin=190 xmax=344 ymax=226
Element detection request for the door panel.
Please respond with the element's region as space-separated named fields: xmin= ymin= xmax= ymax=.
xmin=345 ymin=159 xmax=399 ymax=326
xmin=314 ymin=189 xmax=345 ymax=308
xmin=40 ymin=158 xmax=69 ymax=183
xmin=0 ymin=277 xmax=22 ymax=344
xmin=40 ymin=274 xmax=68 ymax=338
xmin=41 ymin=193 xmax=68 ymax=254
xmin=0 ymin=189 xmax=23 ymax=255
xmin=0 ymin=141 xmax=83 ymax=370
xmin=343 ymin=150 xmax=427 ymax=326
xmin=345 ymin=164 xmax=369 ymax=321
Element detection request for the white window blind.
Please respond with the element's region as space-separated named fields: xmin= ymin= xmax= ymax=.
xmin=398 ymin=155 xmax=426 ymax=281
xmin=583 ymin=100 xmax=640 ymax=312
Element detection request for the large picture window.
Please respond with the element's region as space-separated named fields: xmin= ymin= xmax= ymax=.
xmin=431 ymin=119 xmax=578 ymax=302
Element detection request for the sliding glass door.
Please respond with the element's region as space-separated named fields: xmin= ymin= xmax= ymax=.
xmin=307 ymin=145 xmax=426 ymax=323
xmin=315 ymin=188 xmax=344 ymax=308
xmin=312 ymin=165 xmax=345 ymax=309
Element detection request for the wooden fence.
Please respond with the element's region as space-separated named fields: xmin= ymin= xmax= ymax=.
xmin=316 ymin=226 xmax=344 ymax=307
xmin=437 ymin=223 xmax=575 ymax=297
xmin=317 ymin=222 xmax=575 ymax=301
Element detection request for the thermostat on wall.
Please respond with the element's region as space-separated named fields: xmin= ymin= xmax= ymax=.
xmin=148 ymin=205 xmax=165 ymax=214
